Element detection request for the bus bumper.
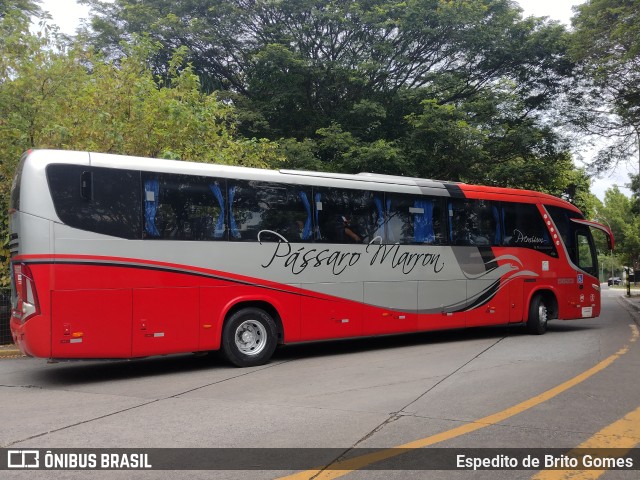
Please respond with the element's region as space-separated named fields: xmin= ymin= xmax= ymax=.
xmin=10 ymin=315 xmax=51 ymax=358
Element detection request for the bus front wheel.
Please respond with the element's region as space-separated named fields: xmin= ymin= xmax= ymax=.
xmin=526 ymin=294 xmax=549 ymax=335
xmin=222 ymin=307 xmax=278 ymax=367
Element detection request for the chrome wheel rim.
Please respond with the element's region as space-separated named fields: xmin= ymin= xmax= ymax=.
xmin=234 ymin=320 xmax=267 ymax=356
xmin=538 ymin=304 xmax=548 ymax=326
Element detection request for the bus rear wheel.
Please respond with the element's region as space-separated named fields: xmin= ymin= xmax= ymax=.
xmin=222 ymin=307 xmax=278 ymax=367
xmin=526 ymin=294 xmax=549 ymax=335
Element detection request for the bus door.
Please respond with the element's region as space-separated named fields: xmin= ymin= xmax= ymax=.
xmin=546 ymin=209 xmax=613 ymax=318
xmin=570 ymin=219 xmax=614 ymax=257
xmin=569 ymin=218 xmax=613 ymax=317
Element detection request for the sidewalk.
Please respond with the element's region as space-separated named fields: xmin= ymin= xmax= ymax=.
xmin=620 ymin=292 xmax=640 ymax=318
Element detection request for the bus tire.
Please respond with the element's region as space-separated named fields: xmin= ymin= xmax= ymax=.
xmin=221 ymin=307 xmax=278 ymax=367
xmin=526 ymin=294 xmax=549 ymax=335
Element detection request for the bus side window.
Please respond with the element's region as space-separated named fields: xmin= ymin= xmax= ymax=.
xmin=450 ymin=199 xmax=498 ymax=246
xmin=386 ymin=194 xmax=444 ymax=245
xmin=576 ymin=229 xmax=596 ymax=274
xmin=144 ymin=178 xmax=161 ymax=237
xmin=475 ymin=203 xmax=498 ymax=245
xmin=229 ymin=180 xmax=312 ymax=242
xmin=155 ymin=203 xmax=178 ymax=239
xmin=373 ymin=196 xmax=385 ymax=240
xmin=545 ymin=205 xmax=571 ymax=248
xmin=298 ymin=191 xmax=313 ymax=241
xmin=502 ymin=202 xmax=556 ymax=256
xmin=386 ymin=194 xmax=412 ymax=244
xmin=143 ymin=173 xmax=226 ymax=241
xmin=208 ymin=183 xmax=226 ymax=238
xmin=314 ymin=188 xmax=378 ymax=244
xmin=450 ymin=199 xmax=475 ymax=245
xmin=47 ymin=164 xmax=142 ymax=239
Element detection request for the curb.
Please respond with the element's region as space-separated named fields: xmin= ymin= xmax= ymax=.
xmin=0 ymin=345 xmax=23 ymax=359
xmin=619 ymin=295 xmax=640 ymax=324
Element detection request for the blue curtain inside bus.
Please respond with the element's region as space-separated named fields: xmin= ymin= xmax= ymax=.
xmin=314 ymin=192 xmax=322 ymax=240
xmin=298 ymin=191 xmax=312 ymax=240
xmin=492 ymin=205 xmax=501 ymax=244
xmin=373 ymin=197 xmax=384 ymax=239
xmin=228 ymin=186 xmax=240 ymax=238
xmin=208 ymin=184 xmax=226 ymax=238
xmin=448 ymin=201 xmax=454 ymax=241
xmin=414 ymin=199 xmax=434 ymax=243
xmin=144 ymin=179 xmax=160 ymax=237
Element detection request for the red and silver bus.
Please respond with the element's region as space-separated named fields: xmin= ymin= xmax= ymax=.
xmin=9 ymin=150 xmax=613 ymax=367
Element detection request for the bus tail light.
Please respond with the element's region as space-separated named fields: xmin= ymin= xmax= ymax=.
xmin=12 ymin=263 xmax=40 ymax=324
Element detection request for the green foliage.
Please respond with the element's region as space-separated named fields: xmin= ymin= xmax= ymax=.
xmin=1 ymin=0 xmax=637 ymax=286
xmin=592 ymin=185 xmax=640 ymax=271
xmin=402 ymin=90 xmax=588 ymax=205
xmin=82 ymin=0 xmax=586 ymax=202
xmin=0 ymin=0 xmax=42 ymax=19
xmin=0 ymin=15 xmax=281 ymax=285
xmin=3 ymin=39 xmax=280 ymax=167
xmin=631 ymin=173 xmax=640 ymax=213
xmin=597 ymin=250 xmax=624 ymax=281
xmin=0 ymin=2 xmax=46 ymax=286
xmin=570 ymin=0 xmax=640 ymax=173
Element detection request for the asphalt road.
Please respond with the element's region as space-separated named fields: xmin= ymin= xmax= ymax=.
xmin=1 ymin=286 xmax=639 ymax=479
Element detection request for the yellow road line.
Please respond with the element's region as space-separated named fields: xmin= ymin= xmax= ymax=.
xmin=531 ymin=404 xmax=640 ymax=480
xmin=277 ymin=325 xmax=639 ymax=480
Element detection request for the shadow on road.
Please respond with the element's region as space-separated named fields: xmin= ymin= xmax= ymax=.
xmin=22 ymin=321 xmax=600 ymax=387
xmin=28 ymin=352 xmax=230 ymax=386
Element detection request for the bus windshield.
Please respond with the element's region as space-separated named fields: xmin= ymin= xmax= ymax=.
xmin=545 ymin=205 xmax=611 ymax=278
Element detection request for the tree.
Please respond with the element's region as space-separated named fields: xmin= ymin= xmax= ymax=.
xmin=593 ymin=185 xmax=640 ymax=273
xmin=0 ymin=0 xmax=42 ymax=19
xmin=1 ymin=0 xmax=46 ymax=79
xmin=570 ymin=0 xmax=640 ymax=175
xmin=81 ymin=0 xmax=585 ymax=200
xmin=0 ymin=25 xmax=281 ymax=284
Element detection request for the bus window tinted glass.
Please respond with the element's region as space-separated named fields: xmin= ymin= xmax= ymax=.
xmin=315 ymin=188 xmax=379 ymax=243
xmin=228 ymin=181 xmax=312 ymax=242
xmin=545 ymin=205 xmax=587 ymax=264
xmin=449 ymin=199 xmax=500 ymax=246
xmin=502 ymin=203 xmax=556 ymax=256
xmin=10 ymin=155 xmax=27 ymax=211
xmin=144 ymin=173 xmax=225 ymax=241
xmin=576 ymin=229 xmax=596 ymax=275
xmin=545 ymin=205 xmax=582 ymax=258
xmin=47 ymin=164 xmax=142 ymax=239
xmin=386 ymin=194 xmax=445 ymax=244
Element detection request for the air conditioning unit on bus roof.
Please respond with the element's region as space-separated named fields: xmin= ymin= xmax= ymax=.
xmin=356 ymin=171 xmax=461 ymax=185
xmin=279 ymin=169 xmax=456 ymax=188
